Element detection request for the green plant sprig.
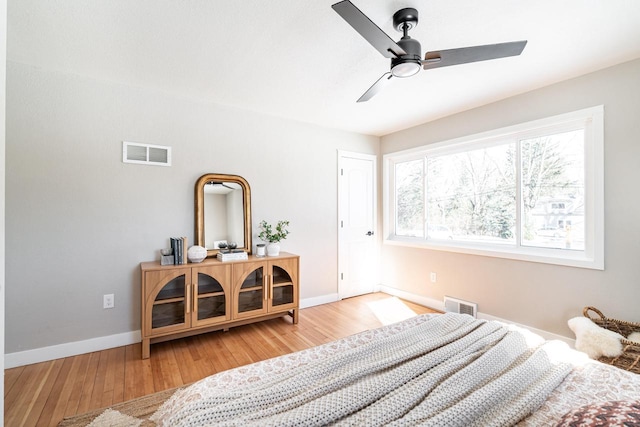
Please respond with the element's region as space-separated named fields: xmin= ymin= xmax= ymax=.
xmin=258 ymin=220 xmax=290 ymax=243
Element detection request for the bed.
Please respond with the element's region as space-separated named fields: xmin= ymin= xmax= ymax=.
xmin=73 ymin=313 xmax=640 ymax=426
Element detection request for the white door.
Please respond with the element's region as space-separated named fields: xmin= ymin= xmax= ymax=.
xmin=338 ymin=151 xmax=377 ymax=299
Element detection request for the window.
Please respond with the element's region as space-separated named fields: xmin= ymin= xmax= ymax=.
xmin=384 ymin=106 xmax=604 ymax=269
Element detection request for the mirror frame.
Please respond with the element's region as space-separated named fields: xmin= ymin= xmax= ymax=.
xmin=195 ymin=173 xmax=252 ymax=257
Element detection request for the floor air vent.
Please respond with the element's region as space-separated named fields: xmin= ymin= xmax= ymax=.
xmin=444 ymin=296 xmax=477 ymax=318
xmin=123 ymin=142 xmax=171 ymax=166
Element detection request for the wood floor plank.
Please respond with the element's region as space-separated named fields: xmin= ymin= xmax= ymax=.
xmin=4 ymin=366 xmax=27 ymax=413
xmin=250 ymin=320 xmax=296 ymax=356
xmin=88 ymin=350 xmax=110 ymax=410
xmin=201 ymin=332 xmax=238 ymax=374
xmin=262 ymin=320 xmax=309 ymax=354
xmin=4 ymin=293 xmax=438 ymax=426
xmin=151 ymin=341 xmax=183 ymax=391
xmin=23 ymin=359 xmax=64 ymax=427
xmin=4 ymin=365 xmax=25 ymax=398
xmin=75 ymin=352 xmax=101 ymax=415
xmin=123 ymin=344 xmax=154 ymax=401
xmin=221 ymin=328 xmax=261 ymax=366
xmin=299 ymin=323 xmax=333 ymax=346
xmin=171 ymin=338 xmax=209 ymax=385
xmin=242 ymin=324 xmax=286 ymax=360
xmin=184 ymin=336 xmax=218 ymax=379
xmin=112 ymin=346 xmax=127 ymax=404
xmin=61 ymin=353 xmax=91 ymax=418
xmin=101 ymin=346 xmax=126 ymax=407
xmin=4 ymin=362 xmax=49 ymax=427
xmin=34 ymin=357 xmax=75 ymax=427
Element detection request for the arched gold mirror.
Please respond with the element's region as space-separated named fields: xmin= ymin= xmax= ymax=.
xmin=195 ymin=173 xmax=252 ymax=257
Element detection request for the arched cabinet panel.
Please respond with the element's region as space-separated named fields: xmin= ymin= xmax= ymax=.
xmin=193 ymin=264 xmax=232 ymax=327
xmin=233 ymin=263 xmax=267 ymax=318
xmin=152 ymin=275 xmax=187 ymax=329
xmin=143 ymin=268 xmax=191 ymax=337
xmin=267 ymin=258 xmax=298 ymax=313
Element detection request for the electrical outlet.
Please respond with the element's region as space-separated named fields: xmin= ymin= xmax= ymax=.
xmin=430 ymin=272 xmax=437 ymax=283
xmin=103 ymin=294 xmax=115 ymax=309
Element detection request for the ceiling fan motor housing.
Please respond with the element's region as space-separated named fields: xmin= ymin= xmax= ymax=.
xmin=391 ymin=37 xmax=422 ymax=77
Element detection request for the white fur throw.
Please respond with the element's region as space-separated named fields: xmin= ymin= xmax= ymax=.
xmin=568 ymin=317 xmax=624 ymax=359
xmin=628 ymin=332 xmax=640 ymax=343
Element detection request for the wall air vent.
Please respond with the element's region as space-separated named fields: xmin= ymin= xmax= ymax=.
xmin=444 ymin=296 xmax=478 ymax=318
xmin=122 ymin=142 xmax=171 ymax=166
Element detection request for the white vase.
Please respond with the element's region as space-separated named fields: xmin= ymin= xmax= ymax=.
xmin=266 ymin=242 xmax=280 ymax=256
xmin=187 ymin=245 xmax=207 ymax=263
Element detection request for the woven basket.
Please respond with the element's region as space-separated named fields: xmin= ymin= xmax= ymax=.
xmin=583 ymin=306 xmax=640 ymax=374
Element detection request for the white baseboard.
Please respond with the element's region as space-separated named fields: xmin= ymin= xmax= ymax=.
xmin=5 ymin=295 xmax=338 ymax=368
xmin=5 ymin=330 xmax=141 ymax=369
xmin=477 ymin=312 xmax=575 ymax=346
xmin=377 ymin=285 xmax=446 ymax=312
xmin=377 ymin=285 xmax=575 ymax=347
xmin=300 ymin=293 xmax=339 ymax=309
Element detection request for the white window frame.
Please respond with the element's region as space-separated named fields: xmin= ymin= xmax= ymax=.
xmin=383 ymin=106 xmax=604 ymax=270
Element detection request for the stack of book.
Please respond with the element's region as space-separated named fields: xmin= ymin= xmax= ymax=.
xmin=217 ymin=250 xmax=248 ymax=262
xmin=170 ymin=237 xmax=188 ymax=264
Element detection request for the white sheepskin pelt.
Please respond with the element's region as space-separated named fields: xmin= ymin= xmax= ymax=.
xmin=628 ymin=332 xmax=640 ymax=343
xmin=567 ymin=317 xmax=624 ymax=359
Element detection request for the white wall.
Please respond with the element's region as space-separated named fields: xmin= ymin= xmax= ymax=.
xmin=1 ymin=0 xmax=7 ymax=417
xmin=5 ymin=61 xmax=378 ymax=357
xmin=380 ymin=58 xmax=640 ymax=338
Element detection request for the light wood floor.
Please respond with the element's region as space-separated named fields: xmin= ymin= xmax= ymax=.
xmin=4 ymin=292 xmax=438 ymax=426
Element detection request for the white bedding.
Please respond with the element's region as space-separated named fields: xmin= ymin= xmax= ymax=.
xmin=151 ymin=313 xmax=640 ymax=426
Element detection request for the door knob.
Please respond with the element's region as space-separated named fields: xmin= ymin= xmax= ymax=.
xmin=366 ymin=231 xmax=374 ymax=236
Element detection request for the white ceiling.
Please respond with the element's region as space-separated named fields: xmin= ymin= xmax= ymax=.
xmin=8 ymin=0 xmax=640 ymax=136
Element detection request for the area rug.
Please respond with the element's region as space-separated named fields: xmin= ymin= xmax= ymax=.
xmin=58 ymin=386 xmax=183 ymax=427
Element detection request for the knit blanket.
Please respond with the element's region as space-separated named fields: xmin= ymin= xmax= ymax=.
xmin=153 ymin=313 xmax=572 ymax=426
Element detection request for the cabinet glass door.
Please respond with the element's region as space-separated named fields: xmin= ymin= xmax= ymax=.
xmin=196 ymin=272 xmax=226 ymax=321
xmin=271 ymin=266 xmax=294 ymax=307
xmin=152 ymin=274 xmax=187 ymax=329
xmin=238 ymin=266 xmax=265 ymax=314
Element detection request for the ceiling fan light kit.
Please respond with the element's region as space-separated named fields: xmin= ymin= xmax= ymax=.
xmin=391 ymin=61 xmax=421 ymax=78
xmin=331 ymin=0 xmax=527 ymax=102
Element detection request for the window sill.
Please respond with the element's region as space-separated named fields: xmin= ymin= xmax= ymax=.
xmin=384 ymin=236 xmax=603 ymax=270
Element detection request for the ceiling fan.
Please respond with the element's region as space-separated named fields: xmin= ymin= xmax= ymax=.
xmin=331 ymin=0 xmax=527 ymax=102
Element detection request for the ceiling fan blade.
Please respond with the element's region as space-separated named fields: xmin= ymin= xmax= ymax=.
xmin=357 ymin=72 xmax=393 ymax=102
xmin=423 ymin=40 xmax=527 ymax=70
xmin=332 ymin=0 xmax=406 ymax=58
